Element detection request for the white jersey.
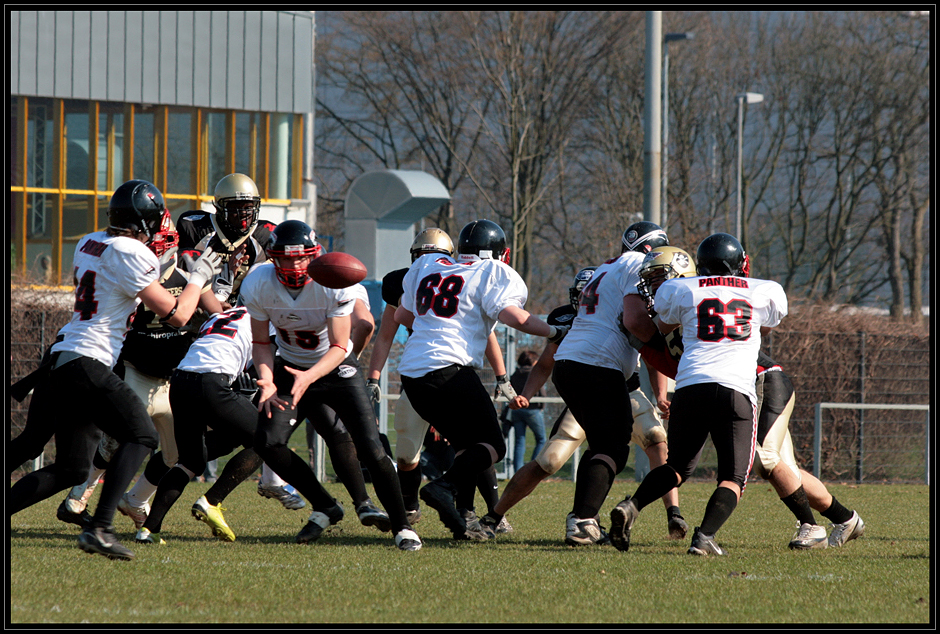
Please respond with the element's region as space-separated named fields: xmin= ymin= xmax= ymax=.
xmin=52 ymin=231 xmax=159 ymax=368
xmin=348 ymin=282 xmax=371 ymax=311
xmin=397 ymin=253 xmax=528 ymax=377
xmin=655 ymin=275 xmax=788 ymax=404
xmin=554 ymin=251 xmax=644 ymax=379
xmin=240 ymin=262 xmax=356 ymax=367
xmin=177 ymin=306 xmax=254 ymax=381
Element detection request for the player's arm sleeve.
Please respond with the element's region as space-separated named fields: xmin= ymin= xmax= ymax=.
xmin=482 ymin=264 xmax=528 ymax=320
xmin=327 ymin=287 xmax=357 ymax=318
xmin=123 ymin=247 xmax=160 ymax=294
xmin=653 ymin=281 xmax=682 ymax=325
xmin=763 ymin=282 xmax=789 ymax=327
xmin=238 ymin=271 xmax=268 ymax=321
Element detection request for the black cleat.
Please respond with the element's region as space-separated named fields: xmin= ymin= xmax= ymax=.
xmin=57 ymin=500 xmax=93 ymax=529
xmin=419 ymin=479 xmax=467 ymax=538
xmin=609 ymin=497 xmax=639 ymax=553
xmin=356 ymin=499 xmax=392 ymax=533
xmin=77 ymin=526 xmax=135 ymax=561
xmin=668 ymin=514 xmax=689 ymax=540
xmin=296 ymin=503 xmax=345 ymax=544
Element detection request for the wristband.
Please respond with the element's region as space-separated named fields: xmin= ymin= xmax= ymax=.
xmin=252 ymin=340 xmax=272 ymax=345
xmin=159 ymin=299 xmax=179 ymax=323
xmin=330 ymin=343 xmax=348 ymax=354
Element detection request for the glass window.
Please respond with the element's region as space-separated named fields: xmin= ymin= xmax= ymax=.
xmin=166 ymin=110 xmax=193 ymax=195
xmin=268 ymin=113 xmax=293 ymax=200
xmin=133 ymin=107 xmax=155 ymax=184
xmin=99 ymin=103 xmax=125 ymax=191
xmin=234 ymin=112 xmax=253 ymax=177
xmin=25 ymin=99 xmax=55 ymax=238
xmin=206 ymin=111 xmax=228 ymax=194
xmin=65 ymin=107 xmax=91 ymax=192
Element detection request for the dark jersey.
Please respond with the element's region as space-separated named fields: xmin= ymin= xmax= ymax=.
xmin=380 ymin=267 xmax=408 ymax=308
xmin=120 ymin=263 xmax=196 ymax=379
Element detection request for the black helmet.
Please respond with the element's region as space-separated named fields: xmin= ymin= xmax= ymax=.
xmin=265 ymin=220 xmax=323 ymax=288
xmin=569 ymin=266 xmax=597 ymax=310
xmin=108 ymin=180 xmax=167 ymax=243
xmin=457 ymin=219 xmax=509 ymax=263
xmin=621 ymin=221 xmax=668 ymax=254
xmin=696 ymin=233 xmax=746 ymax=277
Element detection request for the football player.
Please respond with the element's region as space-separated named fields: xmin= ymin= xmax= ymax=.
xmin=479 ymin=257 xmax=690 ymax=545
xmin=243 ymin=220 xmax=422 ymax=551
xmin=609 ymin=233 xmax=788 ymax=556
xmin=394 ymin=219 xmax=566 ymax=541
xmin=366 ymin=228 xmax=511 ymax=536
xmin=546 ymin=222 xmax=677 ymax=546
xmin=634 ymin=250 xmax=865 ymax=550
xmin=8 ymin=180 xmax=223 ymax=560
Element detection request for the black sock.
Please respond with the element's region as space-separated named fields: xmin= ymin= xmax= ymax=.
xmin=260 ymin=446 xmax=336 ymax=509
xmin=206 ymin=448 xmax=263 ymax=507
xmin=780 ymin=485 xmax=817 ymax=525
xmin=142 ymin=452 xmax=171 ymax=488
xmin=92 ymin=442 xmax=151 ymax=529
xmin=820 ymin=496 xmax=854 ymax=525
xmin=632 ymin=465 xmax=680 ymax=511
xmin=328 ymin=436 xmax=369 ymax=506
xmin=143 ymin=467 xmax=191 ymax=533
xmin=698 ymin=487 xmax=738 ymax=536
xmin=572 ymin=456 xmax=615 ymax=519
xmin=666 ymin=505 xmax=683 ymax=520
xmin=476 ymin=466 xmax=500 ymax=514
xmin=442 ymin=444 xmax=492 ymax=493
xmin=397 ymin=465 xmax=422 ymax=512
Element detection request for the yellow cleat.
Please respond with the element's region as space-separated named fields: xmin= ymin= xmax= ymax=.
xmin=191 ymin=495 xmax=235 ymax=542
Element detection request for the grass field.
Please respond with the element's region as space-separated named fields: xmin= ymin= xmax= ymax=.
xmin=8 ymin=474 xmax=931 ymax=625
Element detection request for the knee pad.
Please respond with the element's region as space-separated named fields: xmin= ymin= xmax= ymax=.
xmin=535 ymin=409 xmax=584 ymax=475
xmin=630 ymin=390 xmax=667 ymax=449
xmin=394 ymin=392 xmax=429 ymax=467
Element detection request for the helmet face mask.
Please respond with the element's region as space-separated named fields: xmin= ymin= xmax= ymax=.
xmin=266 ymin=220 xmax=322 ymax=288
xmin=410 ymin=228 xmax=455 ymax=262
xmin=637 ymin=246 xmax=697 ymax=307
xmin=569 ymin=266 xmax=597 ymax=310
xmin=457 ymin=219 xmax=509 ymax=264
xmin=213 ymin=174 xmax=261 ymax=241
xmin=108 ymin=180 xmax=167 ymax=244
xmin=148 ymin=210 xmax=180 ymax=259
xmin=696 ymin=233 xmax=746 ymax=277
xmin=622 ymin=221 xmax=669 ymax=254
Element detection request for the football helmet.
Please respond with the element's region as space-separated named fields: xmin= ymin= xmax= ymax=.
xmin=410 ymin=228 xmax=455 ymax=262
xmin=148 ymin=212 xmax=180 ymax=281
xmin=265 ymin=220 xmax=323 ymax=288
xmin=621 ymin=221 xmax=669 ymax=254
xmin=568 ymin=267 xmax=597 ymax=310
xmin=108 ymin=180 xmax=167 ymax=244
xmin=212 ymin=173 xmax=261 ymax=243
xmin=637 ymin=246 xmax=697 ymax=307
xmin=696 ymin=233 xmax=747 ymax=277
xmin=457 ymin=219 xmax=509 ymax=263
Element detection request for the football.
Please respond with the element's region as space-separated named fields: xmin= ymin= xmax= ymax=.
xmin=307 ymin=251 xmax=368 ymax=289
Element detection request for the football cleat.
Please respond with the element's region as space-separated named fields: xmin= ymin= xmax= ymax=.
xmin=65 ymin=479 xmax=98 ymax=514
xmin=828 ymin=511 xmax=865 ymax=547
xmin=496 ymin=516 xmax=514 ymax=534
xmin=478 ymin=513 xmax=500 ymax=539
xmin=565 ymin=514 xmax=609 ymax=546
xmin=406 ymin=507 xmax=422 ymax=526
xmin=789 ymin=523 xmax=828 ymax=550
xmin=419 ymin=480 xmax=467 ymax=539
xmin=56 ymin=500 xmax=93 ymax=529
xmin=191 ymin=496 xmax=235 ymax=542
xmin=458 ymin=508 xmax=490 ymax=542
xmin=135 ymin=527 xmax=166 ymax=545
xmin=77 ymin=526 xmax=135 ymax=561
xmin=257 ymin=482 xmax=307 ymax=510
xmin=394 ymin=529 xmax=423 ymax=551
xmin=688 ymin=527 xmax=727 ymax=556
xmin=609 ymin=497 xmax=639 ymax=552
xmin=117 ymin=494 xmax=150 ymax=529
xmin=356 ymin=499 xmax=392 ymax=533
xmin=296 ymin=503 xmax=345 ymax=544
xmin=668 ymin=514 xmax=689 ymax=540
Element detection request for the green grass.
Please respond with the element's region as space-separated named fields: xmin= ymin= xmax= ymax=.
xmin=9 ymin=479 xmax=930 ymax=625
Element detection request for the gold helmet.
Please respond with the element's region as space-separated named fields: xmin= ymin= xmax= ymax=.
xmin=212 ymin=173 xmax=261 ymax=243
xmin=410 ymin=228 xmax=455 ymax=262
xmin=637 ymin=246 xmax=697 ymax=308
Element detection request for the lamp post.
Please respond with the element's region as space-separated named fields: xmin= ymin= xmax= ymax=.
xmin=735 ymin=91 xmax=763 ymax=240
xmin=661 ymin=32 xmax=693 ymax=233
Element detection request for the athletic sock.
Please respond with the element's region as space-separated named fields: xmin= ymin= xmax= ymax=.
xmin=206 ymin=448 xmax=263 ymax=507
xmin=261 ymin=446 xmax=336 ymax=509
xmin=632 ymin=464 xmax=680 ymax=512
xmin=91 ymin=441 xmax=151 ymax=529
xmin=819 ymin=496 xmax=854 ymax=525
xmin=143 ymin=466 xmax=191 ymax=534
xmin=666 ymin=505 xmax=683 ymax=520
xmin=476 ymin=466 xmax=500 ymax=514
xmin=780 ymin=485 xmax=817 ymax=525
xmin=328 ymin=436 xmax=369 ymax=505
xmin=397 ymin=465 xmax=422 ymax=511
xmin=698 ymin=486 xmax=739 ymax=536
xmin=572 ymin=454 xmax=615 ymax=520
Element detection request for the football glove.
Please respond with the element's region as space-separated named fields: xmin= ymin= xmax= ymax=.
xmin=183 ymin=246 xmax=224 ymax=289
xmin=233 ymin=372 xmax=259 ymax=399
xmin=494 ymin=374 xmax=518 ymax=401
xmin=547 ymin=324 xmax=570 ymax=345
xmin=366 ymin=378 xmax=382 ymax=403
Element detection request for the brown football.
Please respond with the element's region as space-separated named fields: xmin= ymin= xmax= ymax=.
xmin=307 ymin=251 xmax=368 ymax=289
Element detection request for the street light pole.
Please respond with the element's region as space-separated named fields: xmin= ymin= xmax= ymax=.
xmin=661 ymin=32 xmax=693 ymax=234
xmin=735 ymin=91 xmax=763 ymax=241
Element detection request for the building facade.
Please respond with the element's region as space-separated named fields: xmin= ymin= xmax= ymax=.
xmin=10 ymin=10 xmax=315 ymax=283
